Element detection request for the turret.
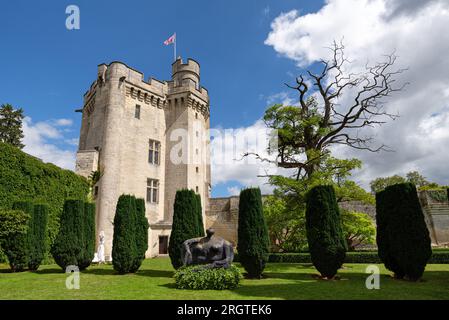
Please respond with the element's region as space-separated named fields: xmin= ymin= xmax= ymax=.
xmin=172 ymin=58 xmax=200 ymax=90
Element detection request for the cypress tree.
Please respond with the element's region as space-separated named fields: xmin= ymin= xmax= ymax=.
xmin=112 ymin=194 xmax=138 ymax=274
xmin=195 ymin=194 xmax=205 ymax=237
xmin=132 ymin=198 xmax=149 ymax=272
xmin=169 ymin=189 xmax=199 ymax=269
xmin=79 ymin=202 xmax=96 ymax=270
xmin=28 ymin=204 xmax=48 ymax=270
xmin=376 ymin=183 xmax=432 ymax=280
xmin=51 ymin=199 xmax=85 ymax=271
xmin=237 ymin=187 xmax=269 ymax=279
xmin=305 ymin=185 xmax=347 ymax=279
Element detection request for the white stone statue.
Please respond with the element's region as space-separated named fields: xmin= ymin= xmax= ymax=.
xmin=92 ymin=231 xmax=106 ymax=264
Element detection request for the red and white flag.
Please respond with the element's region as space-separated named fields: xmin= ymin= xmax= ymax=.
xmin=164 ymin=33 xmax=176 ymax=45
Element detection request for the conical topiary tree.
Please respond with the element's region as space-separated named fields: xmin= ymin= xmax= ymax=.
xmin=132 ymin=198 xmax=149 ymax=272
xmin=28 ymin=203 xmax=48 ymax=271
xmin=305 ymin=185 xmax=347 ymax=279
xmin=112 ymin=195 xmax=138 ymax=274
xmin=237 ymin=187 xmax=269 ymax=279
xmin=169 ymin=189 xmax=200 ymax=269
xmin=79 ymin=202 xmax=96 ymax=270
xmin=51 ymin=199 xmax=85 ymax=271
xmin=195 ymin=194 xmax=205 ymax=237
xmin=376 ymin=183 xmax=432 ymax=281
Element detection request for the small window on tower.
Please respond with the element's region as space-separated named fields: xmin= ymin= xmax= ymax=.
xmin=195 ymin=113 xmax=198 ymax=119
xmin=196 ymin=186 xmax=199 ymax=193
xmin=147 ymin=178 xmax=159 ymax=203
xmin=149 ymin=139 xmax=161 ymax=165
xmin=135 ymin=104 xmax=141 ymax=119
xmin=196 ymin=167 xmax=199 ymax=173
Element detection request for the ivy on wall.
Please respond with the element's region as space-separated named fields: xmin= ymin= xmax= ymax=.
xmin=0 ymin=142 xmax=89 ymax=262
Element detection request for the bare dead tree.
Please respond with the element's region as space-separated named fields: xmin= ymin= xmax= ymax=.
xmin=244 ymin=41 xmax=407 ymax=181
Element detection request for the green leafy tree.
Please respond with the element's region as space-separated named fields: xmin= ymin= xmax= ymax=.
xmin=132 ymin=198 xmax=149 ymax=272
xmin=306 ymin=185 xmax=347 ymax=279
xmin=370 ymin=175 xmax=406 ymax=193
xmin=371 ymin=171 xmax=435 ymax=193
xmin=340 ymin=210 xmax=375 ymax=251
xmin=78 ymin=202 xmax=95 ymax=270
xmin=263 ymin=195 xmax=307 ymax=252
xmin=0 ymin=104 xmax=25 ymax=149
xmin=376 ymin=183 xmax=432 ymax=280
xmin=406 ymin=171 xmax=429 ymax=188
xmin=112 ymin=195 xmax=138 ymax=274
xmin=168 ymin=189 xmax=201 ymax=270
xmin=237 ymin=187 xmax=269 ymax=279
xmin=51 ymin=199 xmax=85 ymax=271
xmin=0 ymin=209 xmax=30 ymax=271
xmin=28 ymin=204 xmax=48 ymax=270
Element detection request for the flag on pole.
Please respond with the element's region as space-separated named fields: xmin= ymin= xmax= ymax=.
xmin=164 ymin=33 xmax=176 ymax=45
xmin=163 ymin=33 xmax=177 ymax=61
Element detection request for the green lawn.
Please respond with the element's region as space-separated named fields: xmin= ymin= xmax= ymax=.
xmin=0 ymin=258 xmax=448 ymax=300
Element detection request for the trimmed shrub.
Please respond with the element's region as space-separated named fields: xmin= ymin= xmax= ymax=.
xmin=28 ymin=204 xmax=48 ymax=270
xmin=237 ymin=187 xmax=269 ymax=279
xmin=195 ymin=194 xmax=205 ymax=237
xmin=0 ymin=142 xmax=89 ymax=260
xmin=132 ymin=198 xmax=149 ymax=272
xmin=305 ymin=185 xmax=347 ymax=278
xmin=240 ymin=251 xmax=449 ymax=264
xmin=79 ymin=202 xmax=96 ymax=270
xmin=112 ymin=195 xmax=138 ymax=274
xmin=0 ymin=209 xmax=30 ymax=271
xmin=174 ymin=265 xmax=242 ymax=290
xmin=169 ymin=189 xmax=201 ymax=270
xmin=51 ymin=199 xmax=85 ymax=271
xmin=376 ymin=183 xmax=432 ymax=280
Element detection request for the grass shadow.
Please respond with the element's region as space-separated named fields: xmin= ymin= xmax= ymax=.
xmin=34 ymin=268 xmax=64 ymax=274
xmin=135 ymin=269 xmax=174 ymax=278
xmin=159 ymin=283 xmax=177 ymax=289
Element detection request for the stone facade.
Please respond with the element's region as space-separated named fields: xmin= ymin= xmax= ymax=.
xmin=75 ymin=58 xmax=211 ymax=258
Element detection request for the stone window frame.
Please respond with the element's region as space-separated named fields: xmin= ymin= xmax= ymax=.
xmin=135 ymin=104 xmax=141 ymax=119
xmin=147 ymin=178 xmax=159 ymax=204
xmin=148 ymin=139 xmax=161 ymax=165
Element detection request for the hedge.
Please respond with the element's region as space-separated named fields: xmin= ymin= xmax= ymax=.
xmin=235 ymin=251 xmax=449 ymax=264
xmin=174 ymin=265 xmax=242 ymax=290
xmin=0 ymin=142 xmax=89 ymax=260
xmin=0 ymin=209 xmax=30 ymax=271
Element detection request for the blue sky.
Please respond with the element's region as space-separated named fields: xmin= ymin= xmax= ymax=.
xmin=0 ymin=0 xmax=324 ymax=197
xmin=2 ymin=0 xmax=449 ymax=197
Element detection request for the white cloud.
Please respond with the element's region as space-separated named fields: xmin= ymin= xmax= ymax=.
xmin=52 ymin=118 xmax=73 ymax=127
xmin=22 ymin=117 xmax=77 ymax=170
xmin=264 ymin=0 xmax=449 ymax=188
xmin=210 ymin=120 xmax=283 ymax=195
xmin=227 ymin=186 xmax=241 ymax=196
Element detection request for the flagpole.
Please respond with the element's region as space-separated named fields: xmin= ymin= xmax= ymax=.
xmin=174 ymin=33 xmax=177 ymax=61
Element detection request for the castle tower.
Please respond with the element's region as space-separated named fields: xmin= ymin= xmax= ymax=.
xmin=75 ymin=58 xmax=211 ymax=258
